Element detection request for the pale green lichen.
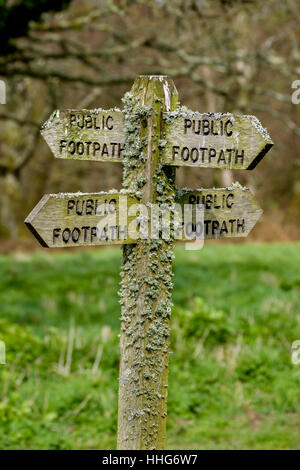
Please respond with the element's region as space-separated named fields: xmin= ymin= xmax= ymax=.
xmin=121 ymin=91 xmax=151 ymax=196
xmin=118 ymin=77 xmax=178 ymax=450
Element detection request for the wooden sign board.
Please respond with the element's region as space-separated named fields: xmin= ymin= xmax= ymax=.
xmin=161 ymin=112 xmax=273 ymax=170
xmin=25 ymin=192 xmax=138 ymax=248
xmin=41 ymin=109 xmax=125 ymax=162
xmin=25 ymin=188 xmax=262 ymax=247
xmin=175 ymin=187 xmax=262 ymax=240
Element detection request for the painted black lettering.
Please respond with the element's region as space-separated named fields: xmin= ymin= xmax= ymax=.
xmin=68 ymin=141 xmax=76 ymax=155
xmin=85 ymin=115 xmax=92 ymax=128
xmin=106 ymin=116 xmax=113 ymax=130
xmin=76 ymin=200 xmax=83 ymax=216
xmin=60 ymin=140 xmax=66 ymax=153
xmin=67 ymin=200 xmax=75 ymax=214
xmin=220 ymin=220 xmax=228 ymax=234
xmin=86 ymin=199 xmax=94 ymax=215
xmin=91 ymin=226 xmax=97 ymax=242
xmin=72 ymin=228 xmax=80 ymax=243
xmin=172 ymin=146 xmax=180 ymax=160
xmin=205 ymin=195 xmax=213 ymax=209
xmin=237 ymin=218 xmax=245 ymax=233
xmin=77 ymin=142 xmax=84 ymax=155
xmin=184 ymin=119 xmax=192 ymax=134
xmin=224 ymin=120 xmax=233 ymax=137
xmin=235 ymin=149 xmax=244 ymax=164
xmin=202 ymin=119 xmax=210 ymax=136
xmin=111 ymin=143 xmax=117 ymax=157
xmin=109 ymin=199 xmax=117 ymax=214
xmin=118 ymin=143 xmax=125 ymax=158
xmin=118 ymin=225 xmax=127 ymax=240
xmin=229 ymin=219 xmax=236 ymax=233
xmin=93 ymin=142 xmax=100 ymax=155
xmin=62 ymin=228 xmax=71 ymax=243
xmin=204 ymin=220 xmax=211 ymax=234
xmin=82 ymin=226 xmax=90 ymax=242
xmin=217 ymin=149 xmax=226 ymax=164
xmin=53 ymin=228 xmax=61 ymax=244
xmin=69 ymin=114 xmax=76 ymax=127
xmin=85 ymin=142 xmax=92 ymax=155
xmin=191 ymin=148 xmax=199 ymax=162
xmin=212 ymin=220 xmax=219 ymax=235
xmin=226 ymin=194 xmax=234 ymax=208
xmin=181 ymin=147 xmax=189 ymax=161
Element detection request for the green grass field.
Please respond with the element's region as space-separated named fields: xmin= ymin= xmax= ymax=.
xmin=0 ymin=242 xmax=300 ymax=449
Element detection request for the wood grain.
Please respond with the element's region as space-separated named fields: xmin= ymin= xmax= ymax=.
xmin=118 ymin=76 xmax=178 ymax=451
xmin=41 ymin=109 xmax=125 ymax=162
xmin=25 ymin=192 xmax=138 ymax=247
xmin=161 ymin=112 xmax=273 ymax=169
xmin=175 ymin=187 xmax=263 ymax=240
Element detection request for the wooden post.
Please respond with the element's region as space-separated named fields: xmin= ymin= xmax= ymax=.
xmin=117 ymin=76 xmax=178 ymax=450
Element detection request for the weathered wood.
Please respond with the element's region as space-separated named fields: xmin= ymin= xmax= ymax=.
xmin=24 ymin=191 xmax=138 ymax=247
xmin=175 ymin=186 xmax=263 ymax=240
xmin=24 ymin=74 xmax=270 ymax=452
xmin=41 ymin=109 xmax=125 ymax=162
xmin=161 ymin=111 xmax=273 ymax=169
xmin=117 ymin=76 xmax=178 ymax=450
xmin=24 ymin=185 xmax=262 ymax=248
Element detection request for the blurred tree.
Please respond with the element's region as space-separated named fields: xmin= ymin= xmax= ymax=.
xmin=0 ymin=0 xmax=72 ymax=237
xmin=0 ymin=0 xmax=72 ymax=54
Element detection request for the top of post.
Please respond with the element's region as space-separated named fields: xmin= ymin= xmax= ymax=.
xmin=131 ymin=75 xmax=178 ymax=111
xmin=138 ymin=75 xmax=168 ymax=79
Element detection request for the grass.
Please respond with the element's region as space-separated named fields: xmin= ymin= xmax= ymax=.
xmin=0 ymin=242 xmax=300 ymax=449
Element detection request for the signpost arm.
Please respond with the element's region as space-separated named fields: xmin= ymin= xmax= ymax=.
xmin=117 ymin=76 xmax=178 ymax=450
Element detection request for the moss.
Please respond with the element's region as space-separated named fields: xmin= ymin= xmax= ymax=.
xmin=118 ymin=76 xmax=179 ymax=450
xmin=121 ymin=91 xmax=151 ymax=195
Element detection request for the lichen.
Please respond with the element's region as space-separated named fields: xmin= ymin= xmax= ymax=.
xmin=118 ymin=76 xmax=178 ymax=450
xmin=121 ymin=91 xmax=151 ymax=195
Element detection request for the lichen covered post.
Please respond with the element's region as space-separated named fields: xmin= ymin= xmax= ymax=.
xmin=117 ymin=76 xmax=178 ymax=450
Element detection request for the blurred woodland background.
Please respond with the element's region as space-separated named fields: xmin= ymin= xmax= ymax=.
xmin=0 ymin=0 xmax=299 ymax=248
xmin=1 ymin=1 xmax=300 ymax=450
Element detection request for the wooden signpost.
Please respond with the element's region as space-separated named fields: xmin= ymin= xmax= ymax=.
xmin=25 ymin=75 xmax=273 ymax=450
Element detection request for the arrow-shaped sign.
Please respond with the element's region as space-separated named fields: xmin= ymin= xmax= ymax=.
xmin=25 ymin=186 xmax=262 ymax=247
xmin=25 ymin=191 xmax=139 ymax=248
xmin=41 ymin=109 xmax=125 ymax=162
xmin=161 ymin=112 xmax=273 ymax=170
xmin=175 ymin=186 xmax=263 ymax=239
